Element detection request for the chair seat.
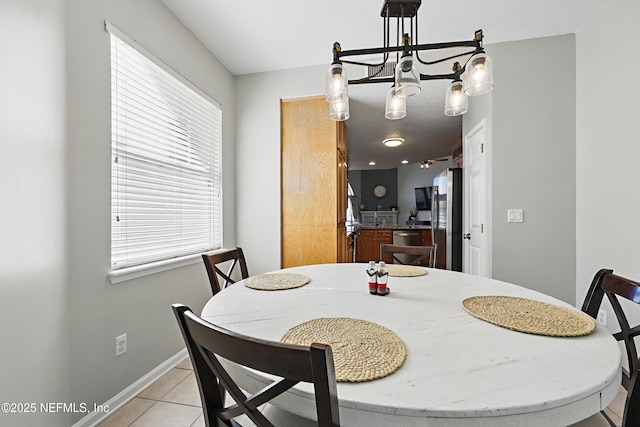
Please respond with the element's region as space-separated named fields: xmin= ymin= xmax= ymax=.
xmin=260 ymin=405 xmax=318 ymax=427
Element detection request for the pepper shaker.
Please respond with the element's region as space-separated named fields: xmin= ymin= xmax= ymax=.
xmin=366 ymin=260 xmax=377 ymax=295
xmin=377 ymin=261 xmax=389 ymax=296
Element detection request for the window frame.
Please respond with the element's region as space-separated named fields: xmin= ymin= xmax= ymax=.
xmin=106 ymin=22 xmax=223 ymax=283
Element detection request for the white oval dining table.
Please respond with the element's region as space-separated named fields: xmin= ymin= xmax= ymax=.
xmin=200 ymin=263 xmax=621 ymax=427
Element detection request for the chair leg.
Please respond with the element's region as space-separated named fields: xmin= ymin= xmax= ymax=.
xmin=600 ymin=409 xmax=617 ymax=427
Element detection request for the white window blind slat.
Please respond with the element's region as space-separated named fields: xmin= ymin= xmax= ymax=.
xmin=109 ymin=25 xmax=222 ymax=270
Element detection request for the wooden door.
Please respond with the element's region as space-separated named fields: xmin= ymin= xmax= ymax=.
xmin=281 ymin=96 xmax=347 ymax=268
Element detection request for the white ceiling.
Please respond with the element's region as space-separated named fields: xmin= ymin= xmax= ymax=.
xmin=161 ymin=0 xmax=610 ymax=169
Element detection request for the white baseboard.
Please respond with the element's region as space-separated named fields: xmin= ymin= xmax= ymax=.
xmin=71 ymin=348 xmax=188 ymax=427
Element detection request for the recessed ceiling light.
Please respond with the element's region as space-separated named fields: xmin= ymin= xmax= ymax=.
xmin=382 ymin=137 xmax=404 ymax=147
xmin=401 ymin=160 xmax=408 ymax=164
xmin=369 ymin=161 xmax=376 ymax=166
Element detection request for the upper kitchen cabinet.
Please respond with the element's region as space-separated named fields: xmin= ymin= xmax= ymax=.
xmin=281 ymin=96 xmax=349 ymax=268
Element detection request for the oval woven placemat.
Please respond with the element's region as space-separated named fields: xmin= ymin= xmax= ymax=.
xmin=244 ymin=273 xmax=310 ymax=291
xmin=281 ymin=317 xmax=407 ymax=382
xmin=462 ymin=296 xmax=596 ymax=337
xmin=385 ymin=264 xmax=428 ymax=277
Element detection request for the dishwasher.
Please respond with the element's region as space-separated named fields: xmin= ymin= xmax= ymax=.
xmin=392 ymin=230 xmax=422 ymax=264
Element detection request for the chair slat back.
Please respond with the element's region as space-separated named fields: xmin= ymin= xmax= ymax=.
xmin=172 ymin=304 xmax=340 ymax=427
xmin=202 ymin=247 xmax=249 ymax=296
xmin=379 ymin=243 xmax=436 ymax=267
xmin=581 ymin=269 xmax=640 ymax=426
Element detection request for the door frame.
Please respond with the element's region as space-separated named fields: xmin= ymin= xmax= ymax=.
xmin=463 ymin=119 xmax=492 ymax=278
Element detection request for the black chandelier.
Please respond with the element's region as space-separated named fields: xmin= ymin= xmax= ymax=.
xmin=325 ymin=0 xmax=494 ymax=121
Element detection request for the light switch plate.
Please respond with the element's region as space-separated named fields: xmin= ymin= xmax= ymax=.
xmin=507 ymin=209 xmax=524 ymax=223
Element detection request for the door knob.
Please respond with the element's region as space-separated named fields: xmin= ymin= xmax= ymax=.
xmin=463 ymin=233 xmax=471 ymax=240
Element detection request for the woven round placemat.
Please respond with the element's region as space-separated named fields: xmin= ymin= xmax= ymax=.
xmin=244 ymin=273 xmax=310 ymax=291
xmin=385 ymin=264 xmax=428 ymax=277
xmin=462 ymin=296 xmax=596 ymax=337
xmin=281 ymin=318 xmax=407 ymax=382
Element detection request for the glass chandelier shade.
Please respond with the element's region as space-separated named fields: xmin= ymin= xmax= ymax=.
xmin=325 ymin=62 xmax=349 ymax=101
xmin=329 ymin=97 xmax=350 ymax=121
xmin=444 ymin=80 xmax=468 ymax=116
xmin=385 ymin=87 xmax=407 ymax=120
xmin=463 ymin=52 xmax=494 ymax=96
xmin=394 ymin=54 xmax=421 ymax=97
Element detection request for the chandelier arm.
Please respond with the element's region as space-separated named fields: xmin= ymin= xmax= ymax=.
xmin=351 ymin=61 xmax=389 ymax=81
xmin=341 ymin=55 xmax=390 ymax=68
xmin=337 ymin=40 xmax=479 ymax=60
xmin=348 ymin=76 xmax=394 ymax=85
xmin=418 ymin=72 xmax=460 ymax=81
xmin=348 ymin=71 xmax=462 ymax=85
xmin=415 ymin=49 xmax=479 ymax=66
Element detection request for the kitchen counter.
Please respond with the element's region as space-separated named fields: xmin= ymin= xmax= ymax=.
xmin=356 ymin=224 xmax=431 ymax=230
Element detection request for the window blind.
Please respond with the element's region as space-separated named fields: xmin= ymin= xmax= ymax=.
xmin=109 ymin=24 xmax=222 ymax=270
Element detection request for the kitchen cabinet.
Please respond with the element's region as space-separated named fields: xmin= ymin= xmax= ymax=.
xmin=356 ymin=227 xmax=433 ymax=265
xmin=281 ymin=96 xmax=349 ymax=268
xmin=421 ymin=229 xmax=433 ymax=246
xmin=356 ymin=229 xmax=393 ymax=263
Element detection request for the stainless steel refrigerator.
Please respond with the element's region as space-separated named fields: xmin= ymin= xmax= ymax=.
xmin=432 ymin=168 xmax=463 ymax=271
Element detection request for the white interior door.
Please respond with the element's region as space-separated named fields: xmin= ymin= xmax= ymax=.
xmin=463 ymin=121 xmax=489 ymax=277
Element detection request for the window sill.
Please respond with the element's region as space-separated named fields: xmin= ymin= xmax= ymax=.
xmin=108 ymin=253 xmax=204 ymax=284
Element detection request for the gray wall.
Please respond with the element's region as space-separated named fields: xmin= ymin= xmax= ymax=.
xmin=1 ymin=1 xmax=70 ymax=425
xmin=464 ymin=35 xmax=577 ymax=304
xmin=576 ymin=0 xmax=640 ymax=321
xmin=0 ymin=1 xmax=238 ymax=425
xmin=360 ymin=169 xmax=398 ymax=211
xmin=65 ymin=0 xmax=236 ymax=420
xmin=236 ymin=67 xmax=326 ymax=274
xmin=398 ymin=159 xmax=453 ymax=222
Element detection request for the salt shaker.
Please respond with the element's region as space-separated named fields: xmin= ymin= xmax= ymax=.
xmin=377 ymin=261 xmax=389 ymax=296
xmin=366 ymin=260 xmax=377 ymax=295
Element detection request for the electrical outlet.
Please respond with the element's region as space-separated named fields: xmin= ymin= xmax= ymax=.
xmin=116 ymin=333 xmax=127 ymax=357
xmin=597 ymin=309 xmax=607 ymax=327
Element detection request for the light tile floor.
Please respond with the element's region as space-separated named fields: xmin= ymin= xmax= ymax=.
xmin=96 ymin=358 xmax=204 ymax=427
xmin=97 ymin=357 xmax=627 ymax=427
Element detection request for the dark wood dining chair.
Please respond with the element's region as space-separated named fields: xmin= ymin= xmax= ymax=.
xmin=172 ymin=304 xmax=341 ymax=427
xmin=579 ymin=269 xmax=640 ymax=426
xmin=202 ymin=247 xmax=249 ymax=296
xmin=379 ymin=243 xmax=437 ymax=268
